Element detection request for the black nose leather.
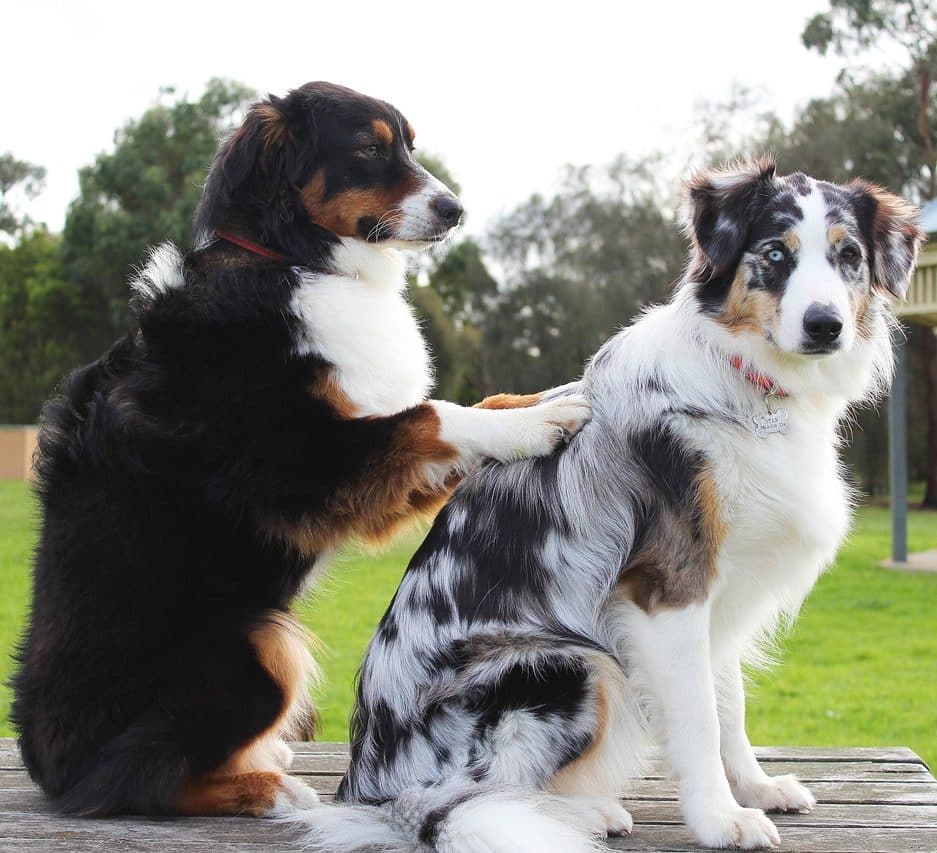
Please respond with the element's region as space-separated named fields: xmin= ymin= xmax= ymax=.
xmin=432 ymin=194 xmax=463 ymax=226
xmin=803 ymin=304 xmax=843 ymax=344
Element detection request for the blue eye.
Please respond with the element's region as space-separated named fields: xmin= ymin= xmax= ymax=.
xmin=765 ymin=248 xmax=785 ymax=263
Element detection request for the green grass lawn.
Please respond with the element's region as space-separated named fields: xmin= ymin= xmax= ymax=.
xmin=1 ymin=480 xmax=935 ymax=766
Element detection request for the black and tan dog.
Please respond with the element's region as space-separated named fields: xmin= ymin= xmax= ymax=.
xmin=11 ymin=82 xmax=588 ymax=818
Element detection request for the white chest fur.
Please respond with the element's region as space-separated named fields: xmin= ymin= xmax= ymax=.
xmin=289 ymin=243 xmax=433 ymax=418
xmin=693 ymin=408 xmax=852 ymax=664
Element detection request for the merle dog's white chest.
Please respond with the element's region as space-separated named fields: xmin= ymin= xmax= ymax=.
xmin=702 ymin=415 xmax=851 ymax=662
xmin=290 ymin=271 xmax=433 ymax=418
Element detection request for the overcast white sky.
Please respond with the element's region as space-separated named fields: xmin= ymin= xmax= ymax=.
xmin=3 ymin=1 xmax=860 ymax=237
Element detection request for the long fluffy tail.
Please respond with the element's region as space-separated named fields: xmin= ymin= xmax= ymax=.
xmin=292 ymin=780 xmax=606 ymax=853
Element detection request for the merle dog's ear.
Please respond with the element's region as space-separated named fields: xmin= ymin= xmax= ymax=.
xmin=681 ymin=157 xmax=777 ymax=274
xmin=849 ymin=180 xmax=924 ymax=299
xmin=193 ymin=95 xmax=308 ymax=242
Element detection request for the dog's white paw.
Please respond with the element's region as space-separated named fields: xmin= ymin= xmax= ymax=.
xmin=569 ymin=796 xmax=634 ymax=837
xmin=271 ymin=739 xmax=294 ymax=771
xmin=265 ymin=775 xmax=320 ymax=816
xmin=687 ymin=803 xmax=780 ymax=849
xmin=735 ymin=774 xmax=816 ymax=814
xmin=506 ymin=395 xmax=592 ymax=460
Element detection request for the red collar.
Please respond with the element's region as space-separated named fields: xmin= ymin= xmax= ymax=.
xmin=728 ymin=355 xmax=789 ymax=398
xmin=214 ymin=229 xmax=291 ymax=264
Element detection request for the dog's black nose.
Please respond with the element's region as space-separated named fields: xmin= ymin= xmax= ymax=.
xmin=803 ymin=304 xmax=843 ymax=345
xmin=432 ymin=194 xmax=463 ymax=226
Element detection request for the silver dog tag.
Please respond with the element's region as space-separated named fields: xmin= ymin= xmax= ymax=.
xmin=753 ymin=409 xmax=790 ymax=439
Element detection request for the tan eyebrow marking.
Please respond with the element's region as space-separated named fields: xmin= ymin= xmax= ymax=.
xmin=783 ymin=231 xmax=800 ymax=252
xmin=406 ymin=123 xmax=416 ymax=145
xmin=255 ymin=104 xmax=290 ymax=147
xmin=827 ymin=224 xmax=848 ymax=244
xmin=372 ymin=120 xmax=394 ymax=145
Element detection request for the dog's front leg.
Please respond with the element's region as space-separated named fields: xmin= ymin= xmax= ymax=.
xmin=430 ymin=393 xmax=589 ymax=472
xmin=716 ymin=660 xmax=816 ymax=814
xmin=401 ymin=388 xmax=588 ymax=518
xmin=327 ymin=395 xmax=589 ymax=545
xmin=631 ymin=604 xmax=780 ymax=849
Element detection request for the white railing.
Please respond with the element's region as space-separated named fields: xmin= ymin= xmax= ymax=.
xmin=897 ymin=248 xmax=937 ymax=324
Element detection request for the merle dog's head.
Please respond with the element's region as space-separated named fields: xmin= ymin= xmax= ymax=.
xmin=681 ymin=157 xmax=924 ymax=356
xmin=194 ymin=82 xmax=462 ymax=260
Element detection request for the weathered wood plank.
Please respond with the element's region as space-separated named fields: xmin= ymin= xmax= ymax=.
xmin=0 ymin=844 xmax=281 ymax=851
xmin=2 ymin=748 xmax=931 ymax=784
xmin=4 ymin=787 xmax=936 ymax=830
xmin=0 ymin=815 xmax=304 ymax=847
xmin=1 ymin=738 xmax=924 ymax=763
xmin=607 ymin=825 xmax=937 ymax=852
xmin=622 ymin=779 xmax=937 ymax=806
xmin=751 ymin=745 xmax=927 ymax=764
xmin=2 ymin=822 xmax=936 ymax=852
xmin=3 ymin=768 xmax=934 ymax=805
xmin=622 ymin=801 xmax=937 ymax=828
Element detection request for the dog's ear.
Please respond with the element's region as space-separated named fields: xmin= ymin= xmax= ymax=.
xmin=849 ymin=180 xmax=924 ymax=300
xmin=681 ymin=157 xmax=777 ymax=275
xmin=193 ymin=95 xmax=308 ymax=242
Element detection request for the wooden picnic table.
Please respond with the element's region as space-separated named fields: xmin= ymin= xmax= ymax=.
xmin=1 ymin=739 xmax=934 ymax=851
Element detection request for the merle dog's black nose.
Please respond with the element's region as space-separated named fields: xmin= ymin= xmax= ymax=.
xmin=432 ymin=194 xmax=463 ymax=226
xmin=803 ymin=304 xmax=843 ymax=346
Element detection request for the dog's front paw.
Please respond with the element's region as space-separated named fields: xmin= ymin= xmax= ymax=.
xmin=509 ymin=394 xmax=591 ymax=459
xmin=537 ymin=394 xmax=592 ymax=439
xmin=559 ymin=795 xmax=633 ymax=838
xmin=573 ymin=796 xmax=634 ymax=838
xmin=735 ymin=774 xmax=816 ymax=814
xmin=265 ymin=775 xmax=320 ymax=816
xmin=687 ymin=804 xmax=780 ymax=849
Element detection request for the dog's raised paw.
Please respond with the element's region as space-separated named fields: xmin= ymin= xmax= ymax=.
xmin=537 ymin=394 xmax=591 ymax=436
xmin=512 ymin=395 xmax=591 ymax=457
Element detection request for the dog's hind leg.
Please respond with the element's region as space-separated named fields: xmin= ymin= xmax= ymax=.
xmin=175 ymin=610 xmax=321 ymax=817
xmin=460 ymin=645 xmax=635 ymax=840
xmin=55 ymin=613 xmax=318 ymax=817
xmin=548 ymin=650 xmax=644 ymax=838
xmin=176 ymin=768 xmax=318 ymax=816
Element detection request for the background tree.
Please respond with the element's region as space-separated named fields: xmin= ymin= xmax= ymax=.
xmin=0 ymin=154 xmax=46 ymax=237
xmin=482 ymin=155 xmax=686 ymax=392
xmin=0 ymin=229 xmax=82 ymax=422
xmin=803 ymin=0 xmax=936 ymax=196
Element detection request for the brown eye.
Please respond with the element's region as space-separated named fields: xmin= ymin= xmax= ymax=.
xmin=840 ymin=244 xmax=860 ymax=262
xmin=358 ymin=144 xmax=381 ymax=158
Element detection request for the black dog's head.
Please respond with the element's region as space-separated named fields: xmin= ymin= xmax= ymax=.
xmin=194 ymin=82 xmax=462 ymax=261
xmin=681 ymin=157 xmax=924 ymax=357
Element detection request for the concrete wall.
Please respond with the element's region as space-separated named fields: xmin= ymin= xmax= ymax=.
xmin=0 ymin=426 xmax=38 ymax=480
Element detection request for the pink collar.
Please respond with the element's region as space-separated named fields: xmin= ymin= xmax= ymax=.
xmin=728 ymin=355 xmax=789 ymax=398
